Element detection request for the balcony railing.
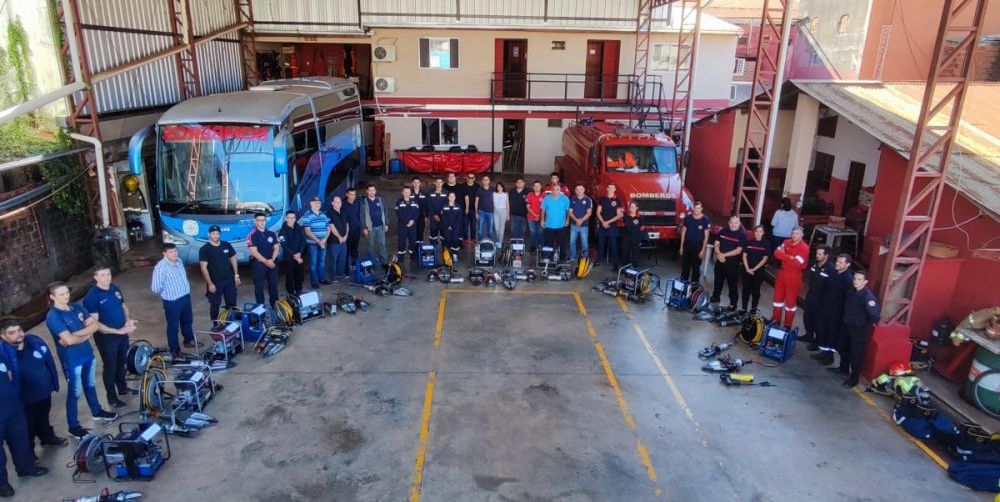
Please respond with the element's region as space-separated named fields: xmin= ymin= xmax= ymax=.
xmin=489 ymin=72 xmax=664 ymax=108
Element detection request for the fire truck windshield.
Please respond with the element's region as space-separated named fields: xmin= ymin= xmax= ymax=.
xmin=604 ymin=146 xmax=677 ymax=174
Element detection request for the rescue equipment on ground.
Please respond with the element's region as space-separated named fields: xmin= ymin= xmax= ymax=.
xmin=688 ymin=287 xmax=710 ymax=313
xmin=760 ymin=323 xmax=798 ymax=363
xmin=225 ymin=304 xmax=271 ymax=342
xmin=253 ymin=326 xmax=291 ymax=358
xmin=335 ymin=293 xmax=357 ymax=314
xmin=615 ymin=265 xmax=660 ymax=303
xmin=501 ymin=270 xmax=518 ymax=290
xmin=576 ymin=255 xmax=594 ymax=279
xmin=126 ymin=341 xmax=155 ymax=375
xmin=417 ymin=241 xmax=437 ymax=268
xmin=702 ymin=354 xmax=777 ymax=373
xmin=475 ymin=241 xmax=498 ymax=268
xmin=199 ymin=321 xmax=244 ymax=370
xmin=698 ymin=342 xmax=732 ymax=359
xmin=737 ymin=312 xmax=766 ymax=347
xmin=65 ymin=488 xmax=143 ymax=502
xmin=139 ymin=356 xmax=219 ymax=436
xmin=541 ymin=263 xmax=574 ymax=281
xmin=353 ymin=255 xmax=378 ymax=285
xmin=505 ymin=238 xmax=527 ymax=269
xmin=284 ymin=290 xmax=324 ymax=324
xmin=666 ymin=278 xmax=698 ymax=310
xmin=469 ymin=267 xmax=486 ymax=286
xmin=101 ymin=422 xmax=170 ymax=481
xmin=70 ymin=434 xmax=107 ymax=482
xmin=441 ymin=247 xmax=455 ymax=268
xmin=536 ymin=245 xmax=559 ymax=269
xmin=888 ymin=361 xmax=913 ymax=377
xmin=719 ymin=373 xmax=774 ymax=387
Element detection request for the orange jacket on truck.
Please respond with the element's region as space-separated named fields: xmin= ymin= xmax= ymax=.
xmin=555 ymin=121 xmax=693 ymax=240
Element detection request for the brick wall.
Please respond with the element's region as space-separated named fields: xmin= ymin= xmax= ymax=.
xmin=0 ymin=198 xmax=93 ymax=315
xmin=942 ymin=39 xmax=1000 ymax=81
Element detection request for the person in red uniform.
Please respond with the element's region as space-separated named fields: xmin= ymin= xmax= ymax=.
xmin=771 ymin=226 xmax=809 ymax=328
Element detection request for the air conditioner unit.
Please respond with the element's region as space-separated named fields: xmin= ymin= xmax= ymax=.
xmin=372 ymin=45 xmax=396 ymax=62
xmin=374 ymin=77 xmax=396 ymax=93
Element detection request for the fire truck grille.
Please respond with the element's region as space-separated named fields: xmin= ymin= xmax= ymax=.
xmin=633 ymin=198 xmax=676 ymax=213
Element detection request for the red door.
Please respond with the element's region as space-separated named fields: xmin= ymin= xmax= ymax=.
xmin=584 ymin=41 xmax=604 ymax=99
xmin=495 ymin=39 xmax=528 ymax=99
xmin=585 ymin=40 xmax=620 ymax=99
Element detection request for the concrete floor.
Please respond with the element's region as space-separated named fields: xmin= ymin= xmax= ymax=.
xmin=8 ymin=193 xmax=987 ymax=500
xmin=10 ymin=258 xmax=986 ymax=501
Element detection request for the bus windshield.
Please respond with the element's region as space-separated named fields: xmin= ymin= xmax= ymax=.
xmin=604 ymin=146 xmax=677 ymax=174
xmin=157 ymin=124 xmax=282 ymax=215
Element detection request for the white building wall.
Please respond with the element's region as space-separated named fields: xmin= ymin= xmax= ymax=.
xmin=524 ymin=119 xmax=566 ymax=175
xmin=813 ymin=116 xmax=882 ymax=186
xmin=364 ymin=28 xmax=736 ymax=101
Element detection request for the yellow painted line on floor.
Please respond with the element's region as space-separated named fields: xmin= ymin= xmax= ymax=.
xmin=410 ymin=370 xmax=438 ymax=502
xmin=852 ymin=387 xmax=949 ymax=470
xmin=574 ymin=292 xmax=662 ymax=497
xmin=444 ymin=289 xmax=578 ymax=296
xmin=434 ymin=291 xmax=446 ymax=348
xmin=616 ymin=297 xmax=699 ymax=427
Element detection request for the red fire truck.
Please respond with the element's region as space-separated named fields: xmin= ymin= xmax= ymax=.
xmin=555 ymin=120 xmax=694 ymax=240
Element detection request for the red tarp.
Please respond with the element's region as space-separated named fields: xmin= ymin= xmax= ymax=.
xmin=396 ymin=151 xmax=499 ymax=174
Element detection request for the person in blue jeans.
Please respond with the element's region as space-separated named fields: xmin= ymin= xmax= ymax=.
xmin=540 ymin=183 xmax=571 ymax=255
xmin=526 ymin=181 xmax=544 ymax=252
xmin=474 ymin=175 xmax=496 ymax=243
xmin=568 ymin=184 xmax=593 ymax=260
xmin=44 ymin=282 xmax=117 ymax=440
xmin=327 ymin=196 xmax=350 ymax=280
xmin=300 ymin=196 xmax=331 ymax=288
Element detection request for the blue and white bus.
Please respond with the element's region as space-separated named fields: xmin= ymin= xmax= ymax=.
xmin=128 ymin=77 xmax=364 ymax=263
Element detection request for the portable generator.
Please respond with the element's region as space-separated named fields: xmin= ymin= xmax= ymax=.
xmin=102 ymin=422 xmax=170 ymax=481
xmin=199 ymin=321 xmax=243 ymax=370
xmin=354 ymin=255 xmax=377 ymax=285
xmin=506 ymin=238 xmax=527 ymax=269
xmin=541 ymin=263 xmax=574 ymax=281
xmin=536 ymin=245 xmax=558 ymax=269
xmin=475 ymin=241 xmax=497 ymax=268
xmin=288 ymin=290 xmax=323 ymax=324
xmin=616 ymin=265 xmax=660 ymax=303
xmin=760 ymin=323 xmax=798 ymax=363
xmin=417 ymin=241 xmax=438 ymax=268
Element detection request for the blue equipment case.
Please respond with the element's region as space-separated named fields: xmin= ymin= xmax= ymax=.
xmin=666 ymin=277 xmax=694 ymax=310
xmin=417 ymin=241 xmax=437 ymax=268
xmin=760 ymin=323 xmax=797 ymax=362
xmin=354 ymin=254 xmax=377 ymax=284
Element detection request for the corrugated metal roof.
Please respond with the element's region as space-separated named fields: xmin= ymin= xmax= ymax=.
xmin=158 ymin=77 xmax=356 ymax=125
xmin=793 ymin=80 xmax=1000 ymax=219
xmin=250 ymin=0 xmax=741 ymax=34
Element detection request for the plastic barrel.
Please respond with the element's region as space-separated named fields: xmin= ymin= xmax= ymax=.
xmin=390 ymin=158 xmax=402 ymax=174
xmin=963 ymin=345 xmax=1000 ymax=410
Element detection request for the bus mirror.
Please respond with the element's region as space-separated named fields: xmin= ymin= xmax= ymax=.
xmin=128 ymin=125 xmax=153 ymax=174
xmin=273 ymin=130 xmax=289 ymax=175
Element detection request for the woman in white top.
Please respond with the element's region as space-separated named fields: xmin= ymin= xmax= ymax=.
xmin=492 ymin=181 xmax=509 ymax=245
xmin=770 ymin=197 xmax=799 ymax=250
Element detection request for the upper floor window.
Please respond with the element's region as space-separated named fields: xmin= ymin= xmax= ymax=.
xmin=651 ymin=43 xmax=688 ymax=71
xmin=733 ymin=58 xmax=746 ymax=76
xmin=419 ymin=38 xmax=459 ymax=69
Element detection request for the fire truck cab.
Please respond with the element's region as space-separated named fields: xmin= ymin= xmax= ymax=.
xmin=555 ymin=120 xmax=693 ymax=240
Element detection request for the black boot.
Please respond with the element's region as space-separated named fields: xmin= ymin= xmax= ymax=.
xmin=816 ymin=351 xmax=835 ymax=366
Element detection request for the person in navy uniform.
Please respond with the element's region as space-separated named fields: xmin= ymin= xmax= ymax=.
xmin=835 ymin=270 xmax=881 ymax=388
xmin=44 ymin=282 xmax=118 ymax=440
xmin=198 ymin=225 xmax=240 ymax=322
xmin=341 ymin=187 xmax=363 ymax=270
xmin=440 ymin=192 xmax=463 ymax=257
xmin=802 ymin=245 xmax=834 ymax=350
xmin=621 ymin=202 xmax=644 ymax=266
xmin=815 ymin=253 xmax=854 ymax=367
xmin=1 ymin=320 xmax=65 ymax=454
xmin=679 ymin=201 xmax=711 ymax=283
xmin=710 ymin=215 xmax=746 ymax=309
xmin=0 ymin=337 xmax=49 ymax=498
xmin=246 ymin=212 xmax=280 ymax=307
xmin=410 ymin=177 xmax=429 ymax=241
xmin=595 ymin=184 xmax=623 ymax=268
xmin=426 ymin=178 xmax=448 ymax=245
xmin=395 ymin=186 xmax=421 ymax=261
xmin=82 ymin=266 xmax=138 ymax=409
xmin=740 ymin=225 xmax=770 ymax=313
xmin=278 ymin=210 xmax=305 ymax=295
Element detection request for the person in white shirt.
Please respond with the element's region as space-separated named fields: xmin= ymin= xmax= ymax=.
xmin=770 ymin=197 xmax=799 ymax=251
xmin=492 ymin=182 xmax=509 ymax=246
